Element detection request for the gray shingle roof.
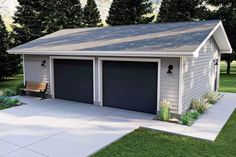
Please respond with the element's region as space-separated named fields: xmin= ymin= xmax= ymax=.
xmin=9 ymin=20 xmax=220 ymax=53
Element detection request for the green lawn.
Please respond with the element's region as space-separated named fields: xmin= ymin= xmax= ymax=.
xmin=0 ymin=74 xmax=23 ymax=95
xmin=219 ymin=61 xmax=236 ymax=93
xmin=93 ymin=110 xmax=236 ymax=157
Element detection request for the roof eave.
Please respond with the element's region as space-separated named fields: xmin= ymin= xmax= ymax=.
xmin=220 ymin=50 xmax=232 ymax=54
xmin=7 ymin=50 xmax=194 ymax=57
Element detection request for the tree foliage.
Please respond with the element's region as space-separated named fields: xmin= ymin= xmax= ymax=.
xmin=0 ymin=16 xmax=21 ymax=80
xmin=106 ymin=0 xmax=154 ymax=26
xmin=41 ymin=0 xmax=84 ymax=34
xmin=158 ymin=0 xmax=208 ymax=22
xmin=0 ymin=16 xmax=8 ymax=79
xmin=83 ymin=0 xmax=102 ymax=27
xmin=65 ymin=0 xmax=84 ymax=28
xmin=11 ymin=0 xmax=84 ymax=47
xmin=11 ymin=0 xmax=43 ymax=46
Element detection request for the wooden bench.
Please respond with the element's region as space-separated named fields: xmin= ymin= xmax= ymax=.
xmin=21 ymin=81 xmax=48 ymax=99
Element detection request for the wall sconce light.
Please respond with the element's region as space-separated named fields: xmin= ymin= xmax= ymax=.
xmin=214 ymin=59 xmax=218 ymax=65
xmin=167 ymin=65 xmax=173 ymax=74
xmin=41 ymin=60 xmax=46 ymax=66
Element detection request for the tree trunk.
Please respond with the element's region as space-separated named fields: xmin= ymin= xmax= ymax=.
xmin=227 ymin=60 xmax=231 ymax=75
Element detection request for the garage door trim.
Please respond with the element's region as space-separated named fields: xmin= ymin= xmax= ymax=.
xmin=49 ymin=56 xmax=96 ymax=103
xmin=98 ymin=57 xmax=161 ymax=114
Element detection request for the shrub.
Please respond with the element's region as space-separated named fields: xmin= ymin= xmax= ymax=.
xmin=181 ymin=111 xmax=200 ymax=126
xmin=2 ymin=88 xmax=16 ymax=97
xmin=190 ymin=110 xmax=201 ymax=119
xmin=159 ymin=100 xmax=171 ymax=121
xmin=181 ymin=113 xmax=193 ymax=125
xmin=0 ymin=96 xmax=7 ymax=103
xmin=0 ymin=96 xmax=20 ymax=108
xmin=192 ymin=98 xmax=209 ymax=114
xmin=204 ymin=92 xmax=222 ymax=104
xmin=4 ymin=98 xmax=20 ymax=107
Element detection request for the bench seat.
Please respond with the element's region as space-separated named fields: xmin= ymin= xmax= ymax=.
xmin=21 ymin=81 xmax=48 ymax=99
xmin=20 ymin=88 xmax=42 ymax=92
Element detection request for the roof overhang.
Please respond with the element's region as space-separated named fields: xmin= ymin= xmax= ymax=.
xmin=193 ymin=21 xmax=232 ymax=57
xmin=7 ymin=50 xmax=195 ymax=57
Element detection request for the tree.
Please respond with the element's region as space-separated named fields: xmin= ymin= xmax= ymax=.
xmin=0 ymin=16 xmax=21 ymax=80
xmin=106 ymin=0 xmax=154 ymax=26
xmin=83 ymin=0 xmax=102 ymax=27
xmin=157 ymin=0 xmax=208 ymax=22
xmin=11 ymin=0 xmax=44 ymax=46
xmin=36 ymin=0 xmax=84 ymax=34
xmin=0 ymin=16 xmax=8 ymax=80
xmin=12 ymin=0 xmax=84 ymax=43
xmin=206 ymin=0 xmax=236 ymax=74
xmin=66 ymin=0 xmax=84 ymax=28
xmin=221 ymin=52 xmax=236 ymax=74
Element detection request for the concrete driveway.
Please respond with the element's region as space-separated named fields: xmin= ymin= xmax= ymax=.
xmin=0 ymin=96 xmax=154 ymax=157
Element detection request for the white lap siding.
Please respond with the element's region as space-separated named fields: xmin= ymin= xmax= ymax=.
xmin=160 ymin=57 xmax=180 ymax=113
xmin=24 ymin=55 xmax=51 ymax=94
xmin=23 ymin=55 xmax=180 ymax=113
xmin=182 ymin=38 xmax=220 ymax=113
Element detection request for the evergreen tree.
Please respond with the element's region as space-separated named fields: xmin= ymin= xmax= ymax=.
xmin=83 ymin=0 xmax=102 ymax=27
xmin=106 ymin=0 xmax=130 ymax=25
xmin=133 ymin=0 xmax=155 ymax=24
xmin=12 ymin=0 xmax=84 ymax=41
xmin=11 ymin=0 xmax=44 ymax=46
xmin=0 ymin=16 xmax=8 ymax=80
xmin=0 ymin=16 xmax=8 ymax=55
xmin=158 ymin=0 xmax=207 ymax=22
xmin=205 ymin=0 xmax=236 ymax=74
xmin=0 ymin=16 xmax=21 ymax=80
xmin=40 ymin=0 xmax=84 ymax=34
xmin=65 ymin=0 xmax=84 ymax=28
xmin=106 ymin=0 xmax=154 ymax=26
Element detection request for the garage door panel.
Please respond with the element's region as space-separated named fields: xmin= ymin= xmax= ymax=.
xmin=103 ymin=61 xmax=157 ymax=114
xmin=54 ymin=59 xmax=93 ymax=104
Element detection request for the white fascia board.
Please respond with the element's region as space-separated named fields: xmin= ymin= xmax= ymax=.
xmin=221 ymin=50 xmax=232 ymax=54
xmin=219 ymin=22 xmax=233 ymax=53
xmin=193 ymin=21 xmax=232 ymax=57
xmin=7 ymin=50 xmax=195 ymax=57
xmin=193 ymin=21 xmax=221 ymax=57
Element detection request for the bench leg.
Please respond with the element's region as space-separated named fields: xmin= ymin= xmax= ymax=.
xmin=21 ymin=90 xmax=26 ymax=96
xmin=41 ymin=92 xmax=46 ymax=100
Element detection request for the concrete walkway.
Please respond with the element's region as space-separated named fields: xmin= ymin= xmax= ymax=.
xmin=141 ymin=93 xmax=236 ymax=141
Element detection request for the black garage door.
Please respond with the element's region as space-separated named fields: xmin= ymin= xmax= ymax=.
xmin=54 ymin=59 xmax=93 ymax=104
xmin=103 ymin=61 xmax=157 ymax=114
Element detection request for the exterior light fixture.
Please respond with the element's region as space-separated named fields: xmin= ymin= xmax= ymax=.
xmin=214 ymin=59 xmax=218 ymax=65
xmin=41 ymin=60 xmax=46 ymax=66
xmin=167 ymin=65 xmax=173 ymax=74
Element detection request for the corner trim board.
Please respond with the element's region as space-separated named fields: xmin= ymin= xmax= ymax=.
xmin=22 ymin=54 xmax=26 ymax=85
xmin=178 ymin=57 xmax=183 ymax=114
